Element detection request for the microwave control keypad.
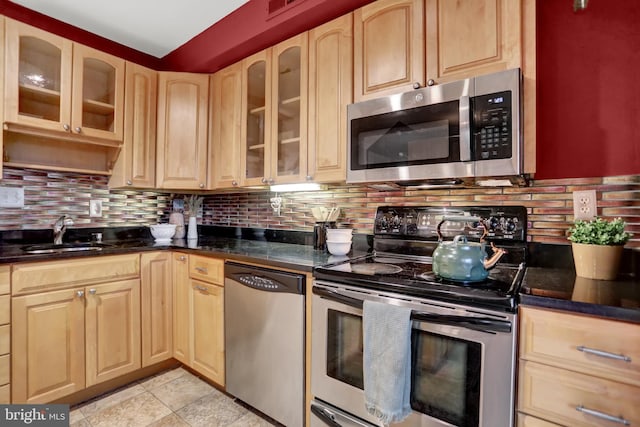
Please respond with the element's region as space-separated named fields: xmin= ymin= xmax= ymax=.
xmin=473 ymin=91 xmax=512 ymax=161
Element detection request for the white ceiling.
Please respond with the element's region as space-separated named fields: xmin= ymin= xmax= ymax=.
xmin=9 ymin=0 xmax=250 ymax=58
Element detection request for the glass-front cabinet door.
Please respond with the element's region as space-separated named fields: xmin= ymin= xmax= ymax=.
xmin=71 ymin=44 xmax=125 ymax=141
xmin=270 ymin=34 xmax=307 ymax=184
xmin=4 ymin=18 xmax=73 ymax=132
xmin=241 ymin=49 xmax=271 ymax=186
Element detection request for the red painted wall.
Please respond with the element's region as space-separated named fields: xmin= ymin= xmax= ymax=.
xmin=535 ymin=0 xmax=640 ymax=179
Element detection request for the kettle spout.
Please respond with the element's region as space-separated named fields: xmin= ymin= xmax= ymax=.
xmin=483 ymin=243 xmax=506 ymax=270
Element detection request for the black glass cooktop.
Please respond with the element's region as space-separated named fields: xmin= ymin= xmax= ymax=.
xmin=314 ymin=255 xmax=526 ymax=312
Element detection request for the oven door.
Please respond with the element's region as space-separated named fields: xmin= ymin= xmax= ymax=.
xmin=347 ymin=78 xmax=473 ymax=184
xmin=311 ymin=281 xmax=517 ymax=427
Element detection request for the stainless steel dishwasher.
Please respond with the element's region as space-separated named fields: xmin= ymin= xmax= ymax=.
xmin=224 ymin=261 xmax=305 ymax=427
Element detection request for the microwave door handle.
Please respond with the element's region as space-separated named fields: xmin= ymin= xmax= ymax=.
xmin=313 ymin=286 xmax=364 ymax=309
xmin=411 ymin=313 xmax=512 ymax=333
xmin=459 ymin=95 xmax=472 ymax=161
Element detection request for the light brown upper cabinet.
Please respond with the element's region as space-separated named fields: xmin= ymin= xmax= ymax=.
xmin=307 ymin=14 xmax=353 ymax=183
xmin=4 ymin=18 xmax=125 ymax=141
xmin=156 ymin=72 xmax=209 ymax=189
xmin=209 ymin=62 xmax=243 ymax=189
xmin=241 ymin=33 xmax=308 ymax=186
xmin=109 ymin=62 xmax=157 ymax=188
xmin=353 ymin=0 xmax=424 ymax=101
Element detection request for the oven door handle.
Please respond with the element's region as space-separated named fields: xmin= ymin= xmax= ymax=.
xmin=313 ymin=287 xmax=511 ymax=333
xmin=310 ymin=404 xmax=343 ymax=427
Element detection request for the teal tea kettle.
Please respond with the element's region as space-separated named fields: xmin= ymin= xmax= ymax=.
xmin=431 ymin=216 xmax=506 ymax=282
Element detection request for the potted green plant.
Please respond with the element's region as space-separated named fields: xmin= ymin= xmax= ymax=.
xmin=568 ymin=217 xmax=632 ymax=280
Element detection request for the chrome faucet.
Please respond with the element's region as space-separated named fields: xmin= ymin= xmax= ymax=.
xmin=53 ymin=215 xmax=74 ymax=245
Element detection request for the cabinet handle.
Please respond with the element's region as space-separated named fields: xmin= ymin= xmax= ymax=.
xmin=179 ymin=256 xmax=186 ymax=261
xmin=89 ymin=288 xmax=96 ymax=295
xmin=195 ymin=267 xmax=208 ymax=274
xmin=427 ymin=79 xmax=436 ymax=86
xmin=576 ymin=405 xmax=630 ymax=425
xmin=412 ymin=82 xmax=421 ymax=89
xmin=74 ymin=127 xmax=82 ymax=133
xmin=76 ymin=290 xmax=84 ymax=298
xmin=576 ymin=345 xmax=632 ymax=362
xmin=63 ymin=124 xmax=71 ymax=131
xmin=194 ymin=285 xmax=208 ymax=292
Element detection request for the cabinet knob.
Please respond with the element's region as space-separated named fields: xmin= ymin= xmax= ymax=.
xmin=199 ymin=183 xmax=204 ymax=188
xmin=427 ymin=79 xmax=436 ymax=87
xmin=232 ymin=180 xmax=238 ymax=186
xmin=76 ymin=290 xmax=84 ymax=298
xmin=89 ymin=288 xmax=96 ymax=295
xmin=179 ymin=256 xmax=186 ymax=261
xmin=268 ymin=178 xmax=275 ymax=184
xmin=63 ymin=124 xmax=71 ymax=131
xmin=74 ymin=127 xmax=82 ymax=133
xmin=261 ymin=178 xmax=268 ymax=184
xmin=126 ymin=180 xmax=133 ymax=186
xmin=306 ymin=175 xmax=313 ymax=181
xmin=412 ymin=82 xmax=422 ymax=89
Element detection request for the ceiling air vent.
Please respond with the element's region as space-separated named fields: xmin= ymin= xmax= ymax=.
xmin=268 ymin=0 xmax=301 ymax=16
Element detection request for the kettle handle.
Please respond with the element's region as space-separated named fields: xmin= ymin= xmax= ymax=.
xmin=437 ymin=215 xmax=488 ymax=242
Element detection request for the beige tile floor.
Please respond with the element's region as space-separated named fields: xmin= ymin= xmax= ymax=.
xmin=70 ymin=367 xmax=277 ymax=427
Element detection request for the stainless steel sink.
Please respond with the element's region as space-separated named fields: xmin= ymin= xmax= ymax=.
xmin=21 ymin=242 xmax=112 ymax=254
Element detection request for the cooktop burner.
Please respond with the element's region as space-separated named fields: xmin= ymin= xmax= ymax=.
xmin=313 ymin=205 xmax=528 ymax=312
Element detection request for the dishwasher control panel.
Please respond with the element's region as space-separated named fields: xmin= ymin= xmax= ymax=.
xmin=225 ymin=261 xmax=305 ymax=295
xmin=237 ymin=274 xmax=280 ymax=290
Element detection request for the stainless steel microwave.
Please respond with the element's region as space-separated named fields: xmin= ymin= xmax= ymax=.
xmin=347 ymin=68 xmax=522 ymax=184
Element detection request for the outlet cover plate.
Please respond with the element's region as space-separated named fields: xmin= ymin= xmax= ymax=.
xmin=90 ymin=199 xmax=103 ymax=217
xmin=0 ymin=186 xmax=24 ymax=208
xmin=573 ymin=189 xmax=597 ymax=221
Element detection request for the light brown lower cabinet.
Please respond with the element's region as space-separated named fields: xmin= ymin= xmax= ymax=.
xmin=141 ymin=252 xmax=173 ymax=367
xmin=0 ymin=265 xmax=10 ymax=403
xmin=518 ymin=306 xmax=640 ymax=427
xmin=172 ymin=253 xmax=225 ymax=386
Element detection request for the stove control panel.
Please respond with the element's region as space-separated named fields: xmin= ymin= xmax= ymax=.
xmin=374 ymin=205 xmax=527 ymax=241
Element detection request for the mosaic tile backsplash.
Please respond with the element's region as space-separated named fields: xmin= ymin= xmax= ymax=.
xmin=1 ymin=167 xmax=639 ymax=248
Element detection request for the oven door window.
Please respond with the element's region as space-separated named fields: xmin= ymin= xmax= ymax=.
xmin=411 ymin=330 xmax=481 ymax=427
xmin=350 ymin=100 xmax=461 ymax=170
xmin=326 ymin=309 xmax=364 ymax=389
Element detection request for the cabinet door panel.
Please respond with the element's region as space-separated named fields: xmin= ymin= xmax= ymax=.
xmin=141 ymin=252 xmax=173 ymax=367
xmin=354 ymin=0 xmax=424 ymax=101
xmin=157 ymin=72 xmax=209 ymax=189
xmin=85 ymin=279 xmax=141 ymax=387
xmin=190 ymin=280 xmax=224 ymax=386
xmin=308 ymin=14 xmax=352 ymax=183
xmin=172 ymin=253 xmax=190 ymax=364
xmin=209 ymin=64 xmax=242 ymax=189
xmin=426 ymin=0 xmax=522 ymax=83
xmin=12 ymin=288 xmax=85 ymax=403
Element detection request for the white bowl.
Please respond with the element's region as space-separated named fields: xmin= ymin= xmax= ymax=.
xmin=326 ymin=229 xmax=353 ymax=242
xmin=149 ymin=224 xmax=176 ymax=242
xmin=326 ymin=240 xmax=352 ymax=256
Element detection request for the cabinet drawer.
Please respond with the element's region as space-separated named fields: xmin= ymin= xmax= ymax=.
xmin=0 ymin=296 xmax=9 ymax=325
xmin=12 ymin=254 xmax=140 ymax=295
xmin=520 ymin=306 xmax=640 ymax=386
xmin=189 ymin=255 xmax=224 ymax=286
xmin=0 ymin=265 xmax=9 ymax=295
xmin=0 ymin=354 xmax=9 ymax=386
xmin=0 ymin=325 xmax=9 ymax=355
xmin=519 ymin=360 xmax=640 ymax=427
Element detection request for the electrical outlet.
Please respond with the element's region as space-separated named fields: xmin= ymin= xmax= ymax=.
xmin=0 ymin=186 xmax=24 ymax=208
xmin=573 ymin=189 xmax=597 ymax=221
xmin=89 ymin=199 xmax=103 ymax=217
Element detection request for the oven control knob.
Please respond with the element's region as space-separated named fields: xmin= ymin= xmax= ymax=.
xmin=488 ymin=216 xmax=500 ymax=230
xmin=506 ymin=219 xmax=517 ymax=232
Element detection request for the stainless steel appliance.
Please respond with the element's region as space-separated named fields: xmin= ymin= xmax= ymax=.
xmin=347 ymin=68 xmax=522 ymax=184
xmin=225 ymin=261 xmax=305 ymax=427
xmin=311 ymin=206 xmax=527 ymax=427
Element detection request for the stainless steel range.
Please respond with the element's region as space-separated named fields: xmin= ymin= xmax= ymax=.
xmin=311 ymin=205 xmax=527 ymax=427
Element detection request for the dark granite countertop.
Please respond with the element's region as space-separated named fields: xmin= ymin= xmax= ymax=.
xmin=520 ymin=267 xmax=640 ymax=324
xmin=0 ymin=226 xmax=369 ymax=273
